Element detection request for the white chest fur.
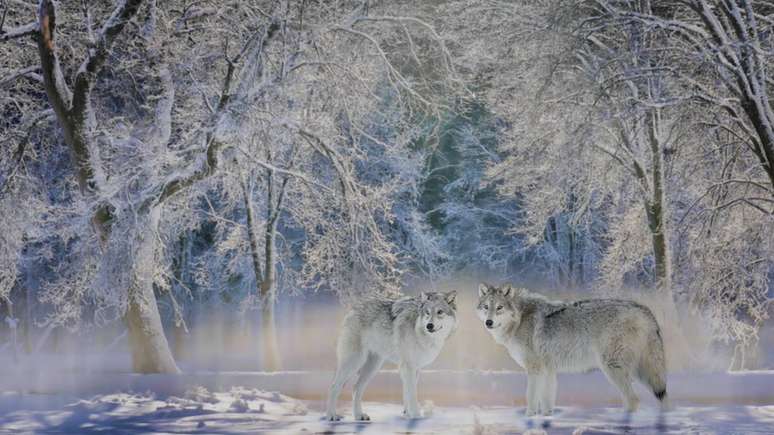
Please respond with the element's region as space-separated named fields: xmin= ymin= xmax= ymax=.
xmin=396 ymin=330 xmax=449 ymax=368
xmin=506 ymin=341 xmax=527 ymax=367
xmin=489 ymin=328 xmax=527 ymax=368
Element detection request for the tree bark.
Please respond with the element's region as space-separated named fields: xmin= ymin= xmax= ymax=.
xmin=24 ymin=281 xmax=32 ymax=353
xmin=259 ymin=215 xmax=282 ymax=371
xmin=645 ymin=109 xmax=672 ymax=294
xmin=124 ymin=207 xmax=180 ymax=374
xmin=241 ymin=175 xmax=282 ymax=370
xmin=647 ymin=208 xmax=670 ymax=290
xmin=35 ymin=0 xmax=181 ymax=373
xmin=259 ymin=290 xmax=281 ymax=371
xmin=694 ymin=1 xmax=774 ymax=191
xmin=172 ymin=320 xmax=186 ymax=360
xmin=171 ymin=235 xmax=190 ymax=360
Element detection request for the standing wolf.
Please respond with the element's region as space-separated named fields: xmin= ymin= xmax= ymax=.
xmin=476 ymin=283 xmax=668 ymax=415
xmin=325 ymin=291 xmax=457 ymax=421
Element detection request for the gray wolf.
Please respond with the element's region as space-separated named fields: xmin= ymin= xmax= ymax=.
xmin=325 ymin=290 xmax=458 ymax=420
xmin=476 ymin=283 xmax=668 ymax=415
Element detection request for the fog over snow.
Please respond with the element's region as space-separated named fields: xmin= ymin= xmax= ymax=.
xmin=1 ymin=0 xmax=773 ymax=433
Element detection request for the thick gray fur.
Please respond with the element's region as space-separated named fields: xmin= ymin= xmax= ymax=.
xmin=476 ymin=283 xmax=668 ymax=416
xmin=325 ymin=290 xmax=458 ymax=421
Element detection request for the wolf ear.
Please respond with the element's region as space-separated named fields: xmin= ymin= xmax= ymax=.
xmin=445 ymin=290 xmax=457 ymax=307
xmin=419 ymin=291 xmax=429 ymax=302
xmin=502 ymin=285 xmax=513 ymax=297
xmin=478 ymin=283 xmax=490 ymax=297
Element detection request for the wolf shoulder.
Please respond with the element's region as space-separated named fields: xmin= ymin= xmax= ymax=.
xmin=345 ymin=295 xmax=402 ymax=327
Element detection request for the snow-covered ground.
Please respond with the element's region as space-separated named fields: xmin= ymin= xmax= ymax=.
xmin=2 ymin=389 xmax=773 ymax=434
xmin=2 ymin=370 xmax=773 ymax=434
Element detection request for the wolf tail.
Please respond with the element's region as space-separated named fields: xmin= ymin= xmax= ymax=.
xmin=637 ymin=325 xmax=669 ymax=410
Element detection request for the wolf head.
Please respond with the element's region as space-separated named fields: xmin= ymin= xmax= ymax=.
xmin=476 ymin=283 xmax=521 ymax=331
xmin=416 ymin=291 xmax=457 ymax=335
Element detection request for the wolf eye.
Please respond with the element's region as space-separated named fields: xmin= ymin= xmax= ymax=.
xmin=483 ymin=304 xmax=489 ymax=310
xmin=436 ymin=309 xmax=443 ymax=315
xmin=496 ymin=305 xmax=503 ymax=311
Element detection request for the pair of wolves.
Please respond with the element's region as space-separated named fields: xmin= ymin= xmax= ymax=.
xmin=325 ymin=283 xmax=669 ymax=420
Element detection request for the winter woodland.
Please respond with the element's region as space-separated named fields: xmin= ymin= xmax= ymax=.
xmin=0 ymin=0 xmax=773 ymax=432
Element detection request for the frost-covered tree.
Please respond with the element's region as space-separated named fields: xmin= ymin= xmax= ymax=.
xmin=580 ymin=0 xmax=774 ymax=367
xmin=2 ymin=0 xmax=288 ymax=373
xmin=1 ymin=0 xmax=459 ymax=372
xmin=418 ymin=105 xmax=525 ymax=278
xmin=438 ymin=0 xmax=772 ymax=365
xmin=188 ymin=2 xmax=457 ymax=369
xmin=436 ymin=0 xmax=606 ymax=287
xmin=589 ymin=0 xmax=774 ymax=192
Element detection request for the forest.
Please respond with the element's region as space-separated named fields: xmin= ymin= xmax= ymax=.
xmin=0 ymin=1 xmax=773 ymax=433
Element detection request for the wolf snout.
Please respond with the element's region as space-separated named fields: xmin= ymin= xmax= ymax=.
xmin=485 ymin=319 xmax=494 ymax=328
xmin=426 ymin=323 xmax=435 ymax=332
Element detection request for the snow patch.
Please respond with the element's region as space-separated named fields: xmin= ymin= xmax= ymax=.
xmin=228 ymin=398 xmax=250 ymax=413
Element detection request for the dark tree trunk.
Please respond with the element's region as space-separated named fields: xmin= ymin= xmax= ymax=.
xmin=645 ymin=110 xmax=672 ymax=294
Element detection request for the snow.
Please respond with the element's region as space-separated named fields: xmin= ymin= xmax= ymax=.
xmin=2 ymin=370 xmax=773 ymax=434
xmin=1 ymin=390 xmax=773 ymax=434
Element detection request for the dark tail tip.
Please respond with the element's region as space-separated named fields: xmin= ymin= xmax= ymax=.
xmin=654 ymin=389 xmax=667 ymax=401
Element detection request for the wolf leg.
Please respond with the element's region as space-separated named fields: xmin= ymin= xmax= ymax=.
xmin=326 ymin=350 xmax=367 ymax=421
xmin=352 ymin=352 xmax=384 ymax=421
xmin=400 ymin=363 xmax=421 ymax=418
xmin=400 ymin=369 xmax=419 ymax=416
xmin=525 ymin=372 xmax=539 ymax=416
xmin=539 ymin=370 xmax=557 ymax=415
xmin=600 ymin=363 xmax=639 ymax=412
xmin=403 ymin=369 xmax=419 ymax=417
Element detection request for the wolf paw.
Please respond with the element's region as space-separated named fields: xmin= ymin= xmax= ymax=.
xmin=525 ymin=409 xmax=538 ymax=417
xmin=624 ymin=400 xmax=640 ymax=413
xmin=325 ymin=414 xmax=343 ymax=421
xmin=354 ymin=413 xmax=371 ymax=421
xmin=542 ymin=409 xmax=554 ymax=416
xmin=402 ymin=409 xmax=422 ymax=419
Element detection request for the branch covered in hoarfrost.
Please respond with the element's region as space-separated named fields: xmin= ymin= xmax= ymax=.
xmin=0 ymin=21 xmax=37 ymax=41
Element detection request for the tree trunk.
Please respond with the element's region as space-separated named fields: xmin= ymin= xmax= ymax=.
xmin=645 ymin=109 xmax=672 ymax=294
xmin=566 ymin=193 xmax=577 ymax=288
xmin=259 ymin=214 xmax=282 ymax=371
xmin=649 ymin=217 xmax=670 ymax=291
xmin=171 ymin=234 xmax=190 ymax=360
xmin=546 ymin=216 xmax=565 ymax=285
xmin=124 ymin=207 xmax=180 ymax=374
xmin=242 ymin=177 xmax=282 ymax=370
xmin=172 ymin=320 xmax=187 ymax=360
xmin=644 ymin=109 xmax=683 ymax=359
xmin=23 ymin=280 xmax=32 ymax=353
xmin=260 ymin=289 xmax=281 ymax=371
xmin=740 ymin=100 xmax=774 ymax=190
xmin=567 ymin=226 xmax=576 ymax=288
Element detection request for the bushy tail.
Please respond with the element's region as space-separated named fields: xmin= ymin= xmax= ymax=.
xmin=638 ymin=326 xmax=669 ymax=410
